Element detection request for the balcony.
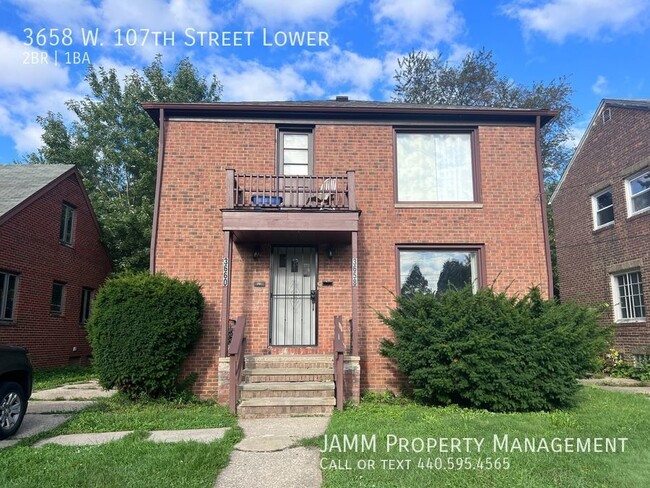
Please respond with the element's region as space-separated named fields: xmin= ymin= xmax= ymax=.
xmin=222 ymin=169 xmax=360 ymax=242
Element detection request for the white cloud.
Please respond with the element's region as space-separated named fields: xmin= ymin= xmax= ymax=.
xmin=0 ymin=32 xmax=70 ymax=92
xmin=371 ymin=0 xmax=464 ymax=45
xmin=238 ymin=0 xmax=354 ymax=26
xmin=8 ymin=0 xmax=99 ymax=26
xmin=303 ymin=47 xmax=383 ymax=92
xmin=100 ymin=0 xmax=216 ymax=31
xmin=505 ymin=0 xmax=650 ymax=43
xmin=592 ymin=75 xmax=608 ymax=95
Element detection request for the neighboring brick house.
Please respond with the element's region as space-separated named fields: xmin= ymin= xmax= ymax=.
xmin=551 ymin=99 xmax=650 ymax=362
xmin=143 ymin=99 xmax=555 ymax=415
xmin=0 ymin=165 xmax=112 ymax=368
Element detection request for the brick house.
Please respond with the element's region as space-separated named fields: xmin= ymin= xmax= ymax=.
xmin=551 ymin=99 xmax=650 ymax=362
xmin=143 ymin=99 xmax=555 ymax=415
xmin=0 ymin=164 xmax=112 ymax=368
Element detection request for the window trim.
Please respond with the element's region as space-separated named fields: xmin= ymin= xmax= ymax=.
xmin=610 ymin=270 xmax=646 ymax=323
xmin=59 ymin=202 xmax=77 ymax=246
xmin=393 ymin=128 xmax=481 ymax=205
xmin=0 ymin=271 xmax=19 ymax=322
xmin=591 ymin=187 xmax=614 ymax=230
xmin=80 ymin=287 xmax=93 ymax=326
xmin=625 ymin=168 xmax=650 ymax=218
xmin=395 ymin=244 xmax=487 ymax=296
xmin=50 ymin=281 xmax=66 ymax=316
xmin=276 ymin=126 xmax=315 ymax=176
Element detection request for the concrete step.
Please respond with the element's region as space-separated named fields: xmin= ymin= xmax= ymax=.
xmin=245 ymin=355 xmax=334 ymax=369
xmin=243 ymin=367 xmax=334 ymax=383
xmin=240 ymin=381 xmax=335 ymax=399
xmin=237 ymin=396 xmax=336 ymax=418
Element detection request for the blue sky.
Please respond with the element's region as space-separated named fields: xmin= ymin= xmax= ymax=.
xmin=0 ymin=0 xmax=649 ymax=164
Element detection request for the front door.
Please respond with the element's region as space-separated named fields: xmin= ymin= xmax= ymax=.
xmin=270 ymin=246 xmax=317 ymax=346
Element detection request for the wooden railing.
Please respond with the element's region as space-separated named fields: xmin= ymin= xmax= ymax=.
xmin=228 ymin=315 xmax=246 ymax=415
xmin=225 ymin=170 xmax=356 ymax=211
xmin=333 ymin=315 xmax=345 ymax=411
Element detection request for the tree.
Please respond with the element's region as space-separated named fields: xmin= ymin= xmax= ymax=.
xmin=393 ymin=49 xmax=576 ymax=182
xmin=436 ymin=258 xmax=471 ymax=295
xmin=24 ymin=56 xmax=222 ymax=271
xmin=401 ymin=264 xmax=432 ymax=298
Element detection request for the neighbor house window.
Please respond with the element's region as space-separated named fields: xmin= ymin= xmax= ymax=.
xmin=59 ymin=203 xmax=76 ymax=245
xmin=396 ymin=131 xmax=476 ymax=202
xmin=591 ymin=188 xmax=614 ymax=229
xmin=611 ymin=271 xmax=645 ymax=322
xmin=626 ymin=169 xmax=650 ymax=216
xmin=51 ymin=282 xmax=65 ymax=315
xmin=80 ymin=288 xmax=93 ymax=325
xmin=398 ymin=247 xmax=482 ymax=298
xmin=0 ymin=272 xmax=18 ymax=321
xmin=278 ymin=129 xmax=313 ymax=176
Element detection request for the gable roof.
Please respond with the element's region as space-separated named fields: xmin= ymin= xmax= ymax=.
xmin=549 ymin=98 xmax=650 ymax=203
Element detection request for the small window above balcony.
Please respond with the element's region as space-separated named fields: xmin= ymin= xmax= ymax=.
xmin=278 ymin=128 xmax=313 ymax=176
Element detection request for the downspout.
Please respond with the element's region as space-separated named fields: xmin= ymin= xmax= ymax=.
xmin=150 ymin=108 xmax=165 ymax=273
xmin=535 ymin=115 xmax=554 ymax=299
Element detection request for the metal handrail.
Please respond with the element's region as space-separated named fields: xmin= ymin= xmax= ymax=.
xmin=333 ymin=315 xmax=345 ymax=410
xmin=228 ymin=315 xmax=246 ymax=414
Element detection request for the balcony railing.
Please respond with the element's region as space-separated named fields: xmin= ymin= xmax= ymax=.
xmin=225 ymin=169 xmax=356 ymax=211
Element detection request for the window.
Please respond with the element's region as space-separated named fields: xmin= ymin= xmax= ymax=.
xmin=396 ymin=131 xmax=476 ymax=203
xmin=278 ymin=129 xmax=313 ymax=176
xmin=398 ymin=247 xmax=482 ymax=298
xmin=59 ymin=203 xmax=76 ymax=245
xmin=611 ymin=271 xmax=645 ymax=322
xmin=625 ymin=169 xmax=650 ymax=216
xmin=591 ymin=188 xmax=614 ymax=229
xmin=51 ymin=282 xmax=65 ymax=315
xmin=80 ymin=288 xmax=93 ymax=325
xmin=0 ymin=272 xmax=18 ymax=321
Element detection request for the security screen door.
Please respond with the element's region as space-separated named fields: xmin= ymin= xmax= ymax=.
xmin=270 ymin=246 xmax=317 ymax=346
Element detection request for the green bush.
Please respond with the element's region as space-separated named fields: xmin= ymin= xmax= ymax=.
xmin=380 ymin=286 xmax=611 ymax=412
xmin=87 ymin=272 xmax=203 ymax=399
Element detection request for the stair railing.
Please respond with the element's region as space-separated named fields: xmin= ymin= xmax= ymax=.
xmin=333 ymin=315 xmax=345 ymax=410
xmin=228 ymin=315 xmax=246 ymax=414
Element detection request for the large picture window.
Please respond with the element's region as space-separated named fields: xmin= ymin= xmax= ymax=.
xmin=398 ymin=247 xmax=482 ymax=298
xmin=396 ymin=131 xmax=475 ymax=202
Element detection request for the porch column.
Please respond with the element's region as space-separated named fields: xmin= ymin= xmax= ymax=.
xmin=220 ymin=230 xmax=233 ymax=357
xmin=351 ymin=231 xmax=359 ymax=356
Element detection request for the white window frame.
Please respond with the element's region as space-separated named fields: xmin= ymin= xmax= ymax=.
xmin=610 ymin=270 xmax=646 ymax=323
xmin=59 ymin=203 xmax=76 ymax=246
xmin=625 ymin=168 xmax=650 ymax=217
xmin=591 ymin=187 xmax=614 ymax=230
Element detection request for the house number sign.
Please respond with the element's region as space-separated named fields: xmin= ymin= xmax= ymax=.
xmin=352 ymin=257 xmax=358 ymax=287
xmin=222 ymin=257 xmax=229 ymax=286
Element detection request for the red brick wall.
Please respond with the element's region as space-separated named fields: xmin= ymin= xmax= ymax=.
xmin=553 ymin=106 xmax=650 ymax=356
xmin=0 ymin=174 xmax=113 ymax=368
xmin=155 ymin=120 xmax=549 ymax=398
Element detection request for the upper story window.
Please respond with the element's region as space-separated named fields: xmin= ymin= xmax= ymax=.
xmin=395 ymin=130 xmax=476 ymax=203
xmin=611 ymin=270 xmax=645 ymax=322
xmin=591 ymin=188 xmax=614 ymax=229
xmin=278 ymin=129 xmax=313 ymax=176
xmin=59 ymin=203 xmax=76 ymax=246
xmin=0 ymin=271 xmax=18 ymax=321
xmin=80 ymin=287 xmax=93 ymax=326
xmin=51 ymin=281 xmax=65 ymax=315
xmin=625 ymin=169 xmax=650 ymax=217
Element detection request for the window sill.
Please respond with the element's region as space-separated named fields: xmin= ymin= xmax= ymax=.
xmin=0 ymin=319 xmax=16 ymax=326
xmin=50 ymin=312 xmax=64 ymax=317
xmin=395 ymin=203 xmax=483 ymax=209
xmin=614 ymin=319 xmax=647 ymax=325
xmin=59 ymin=241 xmax=74 ymax=248
xmin=593 ymin=222 xmax=614 ymax=233
xmin=627 ymin=207 xmax=650 ymax=221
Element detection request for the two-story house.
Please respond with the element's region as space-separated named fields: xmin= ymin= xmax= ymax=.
xmin=0 ymin=164 xmax=112 ymax=368
xmin=551 ymin=99 xmax=650 ymax=363
xmin=143 ymin=99 xmax=555 ymax=416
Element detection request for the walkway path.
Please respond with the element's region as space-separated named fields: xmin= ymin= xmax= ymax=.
xmin=579 ymin=378 xmax=650 ymax=395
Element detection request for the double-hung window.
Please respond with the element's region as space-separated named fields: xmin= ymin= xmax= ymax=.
xmin=0 ymin=272 xmax=18 ymax=321
xmin=278 ymin=129 xmax=313 ymax=176
xmin=625 ymin=169 xmax=650 ymax=217
xmin=591 ymin=188 xmax=614 ymax=229
xmin=51 ymin=282 xmax=65 ymax=315
xmin=396 ymin=130 xmax=477 ymax=203
xmin=80 ymin=288 xmax=93 ymax=325
xmin=60 ymin=203 xmax=76 ymax=245
xmin=611 ymin=270 xmax=645 ymax=322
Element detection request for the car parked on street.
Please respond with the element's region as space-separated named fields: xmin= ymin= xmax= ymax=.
xmin=0 ymin=345 xmax=33 ymax=439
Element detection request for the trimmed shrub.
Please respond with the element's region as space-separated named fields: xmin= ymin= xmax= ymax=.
xmin=87 ymin=272 xmax=203 ymax=399
xmin=380 ymin=286 xmax=611 ymax=412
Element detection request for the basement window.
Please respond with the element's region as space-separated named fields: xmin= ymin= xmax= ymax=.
xmin=611 ymin=270 xmax=645 ymax=322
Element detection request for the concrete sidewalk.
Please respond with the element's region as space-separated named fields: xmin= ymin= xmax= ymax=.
xmin=579 ymin=378 xmax=650 ymax=395
xmin=215 ymin=416 xmax=329 ymax=488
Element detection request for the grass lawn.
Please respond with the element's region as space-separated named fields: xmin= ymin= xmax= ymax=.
xmin=318 ymin=387 xmax=650 ymax=488
xmin=32 ymin=366 xmax=96 ymax=391
xmin=1 ymin=396 xmax=242 ymax=488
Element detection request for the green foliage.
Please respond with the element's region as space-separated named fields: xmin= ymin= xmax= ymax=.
xmin=604 ymin=349 xmax=650 ymax=381
xmin=33 ymin=366 xmax=95 ymax=392
xmin=393 ymin=49 xmax=577 ymax=182
xmin=24 ymin=55 xmax=221 ymax=271
xmin=380 ymin=286 xmax=611 ymax=412
xmin=87 ymin=272 xmax=203 ymax=399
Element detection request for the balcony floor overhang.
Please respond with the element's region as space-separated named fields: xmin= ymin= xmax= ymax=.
xmin=222 ymin=209 xmax=359 ymax=243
